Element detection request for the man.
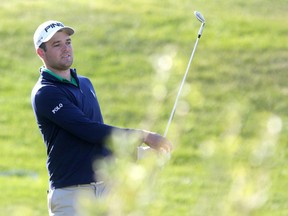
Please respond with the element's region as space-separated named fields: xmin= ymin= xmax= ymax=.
xmin=31 ymin=20 xmax=172 ymax=215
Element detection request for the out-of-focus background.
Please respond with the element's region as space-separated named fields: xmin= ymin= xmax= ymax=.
xmin=0 ymin=0 xmax=287 ymax=215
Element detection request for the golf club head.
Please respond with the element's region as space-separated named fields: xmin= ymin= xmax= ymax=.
xmin=194 ymin=11 xmax=205 ymax=23
xmin=194 ymin=11 xmax=205 ymax=38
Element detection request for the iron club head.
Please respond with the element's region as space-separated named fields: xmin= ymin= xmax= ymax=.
xmin=194 ymin=11 xmax=205 ymax=38
xmin=194 ymin=11 xmax=205 ymax=23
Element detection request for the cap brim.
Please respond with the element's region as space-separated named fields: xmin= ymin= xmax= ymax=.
xmin=42 ymin=26 xmax=75 ymax=43
xmin=61 ymin=27 xmax=74 ymax=36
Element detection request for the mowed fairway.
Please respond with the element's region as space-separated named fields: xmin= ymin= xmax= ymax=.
xmin=0 ymin=0 xmax=288 ymax=215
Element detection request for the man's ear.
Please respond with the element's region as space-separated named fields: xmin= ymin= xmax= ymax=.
xmin=36 ymin=48 xmax=45 ymax=59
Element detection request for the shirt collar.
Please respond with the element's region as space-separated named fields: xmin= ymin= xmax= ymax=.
xmin=40 ymin=66 xmax=78 ymax=86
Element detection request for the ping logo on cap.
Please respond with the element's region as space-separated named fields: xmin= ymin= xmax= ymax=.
xmin=44 ymin=22 xmax=65 ymax=33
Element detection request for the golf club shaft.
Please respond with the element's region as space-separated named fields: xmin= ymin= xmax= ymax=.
xmin=137 ymin=13 xmax=205 ymax=160
xmin=164 ymin=22 xmax=205 ymax=137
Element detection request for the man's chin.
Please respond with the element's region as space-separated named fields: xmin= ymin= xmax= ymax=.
xmin=61 ymin=61 xmax=73 ymax=70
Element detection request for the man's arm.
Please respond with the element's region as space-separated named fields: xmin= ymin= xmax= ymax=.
xmin=34 ymin=86 xmax=172 ymax=152
xmin=33 ymin=85 xmax=117 ymax=143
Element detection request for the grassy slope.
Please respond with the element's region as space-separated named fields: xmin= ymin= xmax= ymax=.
xmin=0 ymin=0 xmax=287 ymax=215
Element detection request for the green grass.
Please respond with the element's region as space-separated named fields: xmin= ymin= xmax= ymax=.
xmin=0 ymin=0 xmax=288 ymax=215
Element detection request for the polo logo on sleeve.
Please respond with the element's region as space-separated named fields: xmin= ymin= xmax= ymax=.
xmin=52 ymin=103 xmax=63 ymax=114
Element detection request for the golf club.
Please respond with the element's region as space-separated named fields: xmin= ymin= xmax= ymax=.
xmin=138 ymin=11 xmax=206 ymax=160
xmin=164 ymin=11 xmax=205 ymax=137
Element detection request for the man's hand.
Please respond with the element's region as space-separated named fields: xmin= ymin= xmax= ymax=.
xmin=142 ymin=131 xmax=172 ymax=153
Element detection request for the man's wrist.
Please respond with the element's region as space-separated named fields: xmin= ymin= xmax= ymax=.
xmin=141 ymin=130 xmax=149 ymax=144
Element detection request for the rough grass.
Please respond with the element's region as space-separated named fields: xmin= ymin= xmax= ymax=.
xmin=0 ymin=0 xmax=288 ymax=215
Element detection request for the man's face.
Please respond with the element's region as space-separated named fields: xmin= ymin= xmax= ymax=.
xmin=40 ymin=31 xmax=73 ymax=71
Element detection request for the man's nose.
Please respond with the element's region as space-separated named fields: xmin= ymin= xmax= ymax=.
xmin=62 ymin=44 xmax=70 ymax=51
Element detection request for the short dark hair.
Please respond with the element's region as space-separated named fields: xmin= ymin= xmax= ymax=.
xmin=39 ymin=43 xmax=47 ymax=51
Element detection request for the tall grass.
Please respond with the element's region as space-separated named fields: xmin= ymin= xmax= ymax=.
xmin=0 ymin=0 xmax=288 ymax=215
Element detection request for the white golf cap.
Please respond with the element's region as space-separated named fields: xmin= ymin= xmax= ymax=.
xmin=33 ymin=20 xmax=74 ymax=49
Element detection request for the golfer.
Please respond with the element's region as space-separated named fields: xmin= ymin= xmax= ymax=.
xmin=31 ymin=20 xmax=172 ymax=216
